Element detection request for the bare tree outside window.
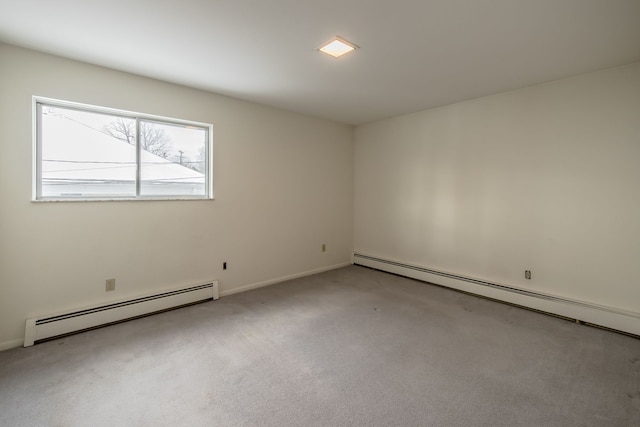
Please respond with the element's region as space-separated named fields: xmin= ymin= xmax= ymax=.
xmin=35 ymin=98 xmax=211 ymax=200
xmin=104 ymin=118 xmax=171 ymax=159
xmin=192 ymin=145 xmax=207 ymax=173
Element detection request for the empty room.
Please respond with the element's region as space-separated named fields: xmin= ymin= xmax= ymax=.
xmin=1 ymin=0 xmax=639 ymax=425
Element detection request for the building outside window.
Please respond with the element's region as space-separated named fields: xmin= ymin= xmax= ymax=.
xmin=34 ymin=98 xmax=213 ymax=201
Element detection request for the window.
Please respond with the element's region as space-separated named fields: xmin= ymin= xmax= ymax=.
xmin=33 ymin=97 xmax=213 ymax=201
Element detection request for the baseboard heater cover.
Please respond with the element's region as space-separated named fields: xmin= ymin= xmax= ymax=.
xmin=24 ymin=281 xmax=218 ymax=347
xmin=353 ymin=253 xmax=640 ymax=336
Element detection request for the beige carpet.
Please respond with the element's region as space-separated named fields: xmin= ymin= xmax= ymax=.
xmin=1 ymin=265 xmax=639 ymax=426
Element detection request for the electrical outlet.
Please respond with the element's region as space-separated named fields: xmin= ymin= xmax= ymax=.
xmin=525 ymin=270 xmax=532 ymax=280
xmin=322 ymin=244 xmax=326 ymax=252
xmin=105 ymin=278 xmax=116 ymax=292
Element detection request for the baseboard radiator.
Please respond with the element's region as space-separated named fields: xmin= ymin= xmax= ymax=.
xmin=353 ymin=253 xmax=640 ymax=337
xmin=24 ymin=281 xmax=219 ymax=347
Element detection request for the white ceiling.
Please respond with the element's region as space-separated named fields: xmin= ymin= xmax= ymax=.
xmin=1 ymin=0 xmax=640 ymax=125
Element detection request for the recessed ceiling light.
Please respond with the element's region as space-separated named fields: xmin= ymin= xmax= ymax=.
xmin=318 ymin=36 xmax=358 ymax=58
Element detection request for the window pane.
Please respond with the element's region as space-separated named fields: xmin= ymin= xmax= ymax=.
xmin=35 ymin=98 xmax=212 ymax=201
xmin=139 ymin=120 xmax=207 ymax=197
xmin=40 ymin=106 xmax=136 ymax=198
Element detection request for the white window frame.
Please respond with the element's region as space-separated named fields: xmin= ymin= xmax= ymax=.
xmin=32 ymin=96 xmax=214 ymax=201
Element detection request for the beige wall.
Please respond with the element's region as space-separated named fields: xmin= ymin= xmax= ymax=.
xmin=355 ymin=62 xmax=640 ymax=328
xmin=2 ymin=41 xmax=639 ymax=348
xmin=0 ymin=43 xmax=354 ymax=349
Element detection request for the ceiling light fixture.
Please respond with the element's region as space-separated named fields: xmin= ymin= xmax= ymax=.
xmin=318 ymin=36 xmax=358 ymax=58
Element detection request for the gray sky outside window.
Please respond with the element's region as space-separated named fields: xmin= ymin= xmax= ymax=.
xmin=36 ymin=100 xmax=211 ymax=200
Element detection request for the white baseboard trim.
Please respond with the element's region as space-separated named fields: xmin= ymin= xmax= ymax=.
xmin=354 ymin=253 xmax=640 ymax=336
xmin=220 ymin=262 xmax=351 ymax=297
xmin=0 ymin=339 xmax=25 ymax=352
xmin=23 ymin=282 xmax=218 ymax=347
xmin=0 ymin=265 xmax=350 ymax=353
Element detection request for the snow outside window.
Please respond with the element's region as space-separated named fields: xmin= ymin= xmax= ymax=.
xmin=33 ymin=98 xmax=212 ymax=201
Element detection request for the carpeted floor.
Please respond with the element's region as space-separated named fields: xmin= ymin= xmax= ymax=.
xmin=1 ymin=265 xmax=639 ymax=426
